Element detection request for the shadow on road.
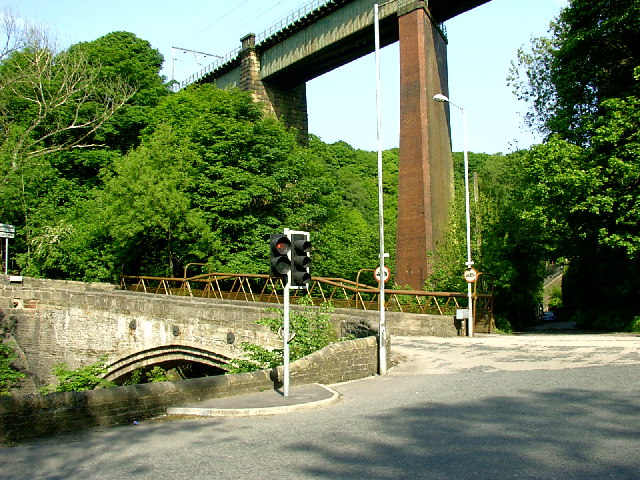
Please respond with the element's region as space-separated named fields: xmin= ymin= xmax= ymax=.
xmin=290 ymin=381 xmax=640 ymax=479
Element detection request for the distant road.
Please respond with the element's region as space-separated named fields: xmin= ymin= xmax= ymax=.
xmin=2 ymin=334 xmax=640 ymax=479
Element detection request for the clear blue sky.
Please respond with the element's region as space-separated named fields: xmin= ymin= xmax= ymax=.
xmin=3 ymin=0 xmax=567 ymax=153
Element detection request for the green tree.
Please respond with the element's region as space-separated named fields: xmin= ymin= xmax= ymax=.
xmin=70 ymin=31 xmax=170 ymax=154
xmin=0 ymin=18 xmax=138 ymax=272
xmin=97 ymin=124 xmax=214 ymax=277
xmin=507 ymin=0 xmax=640 ymax=330
xmin=510 ymin=0 xmax=640 ymax=143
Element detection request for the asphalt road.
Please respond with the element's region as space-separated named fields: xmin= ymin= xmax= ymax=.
xmin=2 ymin=332 xmax=640 ymax=479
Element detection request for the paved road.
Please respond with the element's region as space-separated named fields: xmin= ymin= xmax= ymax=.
xmin=2 ymin=333 xmax=640 ymax=479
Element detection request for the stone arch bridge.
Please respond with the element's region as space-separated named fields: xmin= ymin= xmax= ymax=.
xmin=0 ymin=276 xmax=493 ymax=392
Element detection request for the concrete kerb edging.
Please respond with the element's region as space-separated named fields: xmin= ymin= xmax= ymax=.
xmin=166 ymin=384 xmax=340 ymax=417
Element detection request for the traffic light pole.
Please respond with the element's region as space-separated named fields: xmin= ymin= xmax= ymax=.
xmin=271 ymin=229 xmax=311 ymax=397
xmin=283 ymin=280 xmax=291 ymax=397
xmin=374 ymin=4 xmax=387 ymax=375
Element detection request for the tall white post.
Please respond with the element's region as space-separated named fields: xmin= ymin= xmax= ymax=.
xmin=374 ymin=3 xmax=387 ymax=373
xmin=461 ymin=108 xmax=474 ymax=337
xmin=433 ymin=94 xmax=474 ymax=337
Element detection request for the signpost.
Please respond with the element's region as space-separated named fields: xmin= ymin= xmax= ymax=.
xmin=0 ymin=223 xmax=16 ymax=276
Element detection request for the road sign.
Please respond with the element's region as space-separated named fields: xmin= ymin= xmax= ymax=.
xmin=0 ymin=223 xmax=15 ymax=239
xmin=374 ymin=265 xmax=390 ymax=283
xmin=464 ymin=267 xmax=478 ymax=283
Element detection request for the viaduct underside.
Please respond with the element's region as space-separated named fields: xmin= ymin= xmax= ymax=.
xmin=187 ymin=0 xmax=490 ymax=289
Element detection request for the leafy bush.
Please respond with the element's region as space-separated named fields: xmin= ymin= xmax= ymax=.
xmin=548 ymin=285 xmax=563 ymax=311
xmin=229 ymin=297 xmax=337 ymax=373
xmin=124 ymin=366 xmax=170 ymax=385
xmin=493 ymin=316 xmax=513 ymax=334
xmin=41 ymin=356 xmax=115 ymax=394
xmin=0 ymin=343 xmax=25 ymax=396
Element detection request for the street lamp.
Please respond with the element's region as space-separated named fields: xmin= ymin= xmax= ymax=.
xmin=433 ymin=93 xmax=474 ymax=337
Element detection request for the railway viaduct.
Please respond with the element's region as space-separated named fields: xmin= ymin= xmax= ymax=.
xmin=181 ymin=0 xmax=490 ymax=289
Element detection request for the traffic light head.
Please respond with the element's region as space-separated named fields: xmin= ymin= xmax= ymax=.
xmin=270 ymin=234 xmax=291 ymax=281
xmin=291 ymin=233 xmax=311 ymax=288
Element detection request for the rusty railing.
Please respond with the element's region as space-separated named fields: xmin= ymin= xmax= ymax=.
xmin=119 ymin=272 xmax=494 ymax=319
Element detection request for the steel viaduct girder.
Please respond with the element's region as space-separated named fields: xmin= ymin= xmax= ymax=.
xmin=256 ymin=0 xmax=492 ymax=87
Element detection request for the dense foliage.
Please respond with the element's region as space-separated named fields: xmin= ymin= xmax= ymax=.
xmin=40 ymin=356 xmax=115 ymax=394
xmin=2 ymin=0 xmax=639 ymax=337
xmin=0 ymin=342 xmax=25 ymax=395
xmin=506 ymin=0 xmax=640 ymax=330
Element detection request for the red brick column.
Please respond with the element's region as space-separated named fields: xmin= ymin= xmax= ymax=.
xmin=396 ymin=5 xmax=452 ymax=290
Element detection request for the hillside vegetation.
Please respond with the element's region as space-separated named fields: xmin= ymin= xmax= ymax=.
xmin=1 ymin=0 xmax=639 ymax=332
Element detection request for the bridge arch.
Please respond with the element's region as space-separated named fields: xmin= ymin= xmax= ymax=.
xmin=104 ymin=344 xmax=236 ymax=383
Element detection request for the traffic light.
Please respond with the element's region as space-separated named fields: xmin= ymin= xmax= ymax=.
xmin=290 ymin=232 xmax=311 ymax=288
xmin=270 ymin=234 xmax=291 ymax=282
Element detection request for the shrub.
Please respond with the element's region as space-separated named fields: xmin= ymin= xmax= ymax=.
xmin=41 ymin=356 xmax=115 ymax=394
xmin=229 ymin=297 xmax=337 ymax=373
xmin=0 ymin=342 xmax=25 ymax=396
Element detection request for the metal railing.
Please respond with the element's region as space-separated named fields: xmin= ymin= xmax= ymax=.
xmin=255 ymin=0 xmax=333 ymax=45
xmin=179 ymin=0 xmax=335 ymax=90
xmin=119 ymin=272 xmax=494 ymax=318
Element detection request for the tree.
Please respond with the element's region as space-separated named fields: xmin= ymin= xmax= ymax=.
xmin=507 ymin=0 xmax=640 ymax=330
xmin=0 ymin=33 xmax=135 ymax=163
xmin=97 ymin=124 xmax=214 ymax=277
xmin=70 ymin=31 xmax=170 ymax=154
xmin=0 ymin=13 xmax=135 ymax=268
xmin=509 ymin=0 xmax=640 ymax=143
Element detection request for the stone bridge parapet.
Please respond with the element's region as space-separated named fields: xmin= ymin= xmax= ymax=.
xmin=1 ymin=277 xmax=461 ymax=391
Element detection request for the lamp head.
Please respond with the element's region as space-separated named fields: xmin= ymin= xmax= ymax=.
xmin=433 ymin=93 xmax=449 ymax=103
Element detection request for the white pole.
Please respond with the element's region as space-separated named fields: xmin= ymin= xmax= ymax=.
xmin=283 ymin=227 xmax=292 ymax=396
xmin=4 ymin=238 xmax=7 ymax=276
xmin=283 ymin=282 xmax=290 ymax=396
xmin=461 ymin=107 xmax=474 ymax=337
xmin=374 ymin=3 xmax=387 ymax=373
xmin=171 ymin=47 xmax=176 ymax=82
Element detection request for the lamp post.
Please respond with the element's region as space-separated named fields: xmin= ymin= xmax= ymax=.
xmin=433 ymin=93 xmax=474 ymax=337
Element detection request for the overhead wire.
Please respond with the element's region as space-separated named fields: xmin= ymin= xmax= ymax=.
xmin=193 ymin=1 xmax=256 ymax=37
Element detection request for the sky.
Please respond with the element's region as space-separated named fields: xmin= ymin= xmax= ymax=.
xmin=2 ymin=0 xmax=568 ymax=154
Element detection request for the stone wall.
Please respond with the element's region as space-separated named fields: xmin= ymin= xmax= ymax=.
xmin=0 ymin=277 xmax=461 ymax=389
xmin=0 ymin=336 xmax=379 ymax=444
xmin=0 ymin=279 xmax=283 ymax=386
